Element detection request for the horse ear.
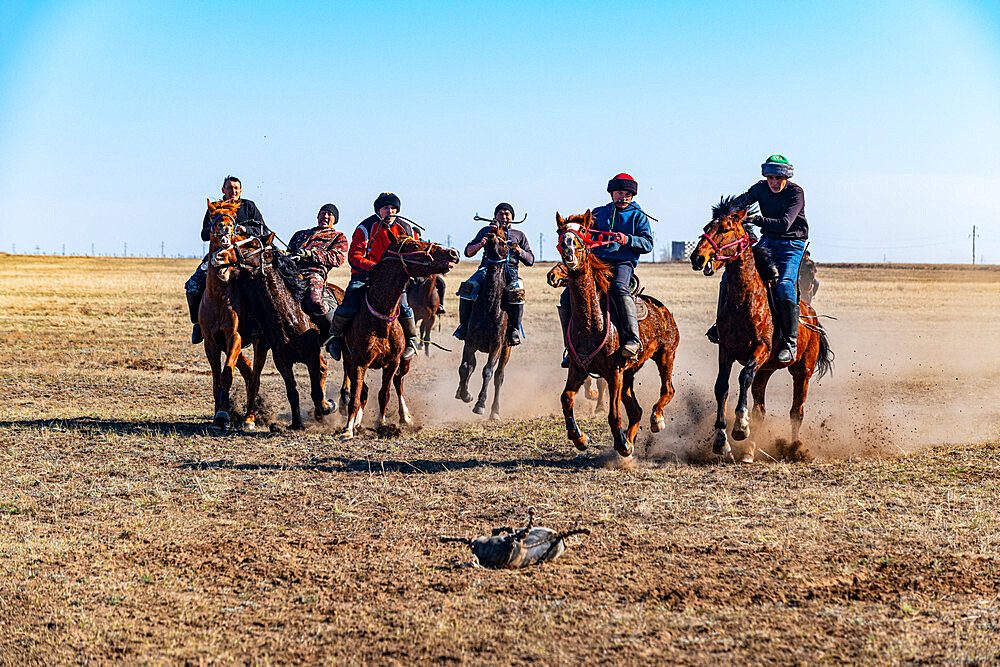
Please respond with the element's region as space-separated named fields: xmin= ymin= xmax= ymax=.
xmin=584 ymin=209 xmax=593 ymax=227
xmin=556 ymin=212 xmax=564 ymax=226
xmin=206 ymin=198 xmax=211 ymax=208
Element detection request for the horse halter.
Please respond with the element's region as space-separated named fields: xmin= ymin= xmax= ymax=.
xmin=382 ymin=237 xmax=449 ymax=278
xmin=700 ymin=226 xmax=751 ymax=263
xmin=484 ymin=225 xmax=512 ymax=264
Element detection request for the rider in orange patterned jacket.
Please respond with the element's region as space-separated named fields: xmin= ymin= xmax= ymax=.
xmin=287 ymin=203 xmax=349 ymax=343
xmin=325 ymin=192 xmax=421 ymax=361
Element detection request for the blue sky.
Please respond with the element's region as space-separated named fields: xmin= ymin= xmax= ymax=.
xmin=1 ymin=0 xmax=998 ymax=262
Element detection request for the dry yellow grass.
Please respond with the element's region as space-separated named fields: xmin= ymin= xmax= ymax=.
xmin=1 ymin=254 xmax=999 ymax=664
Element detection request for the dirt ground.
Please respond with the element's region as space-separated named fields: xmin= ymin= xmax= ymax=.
xmin=1 ymin=254 xmax=999 ymax=664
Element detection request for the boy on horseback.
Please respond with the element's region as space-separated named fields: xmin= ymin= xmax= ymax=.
xmin=706 ymin=155 xmax=808 ymax=364
xmin=287 ymin=203 xmax=349 ymax=343
xmin=558 ymin=173 xmax=653 ymax=366
xmin=325 ymin=192 xmax=422 ymax=361
xmin=454 ymin=202 xmax=534 ymax=345
xmin=185 ymin=175 xmax=270 ymax=344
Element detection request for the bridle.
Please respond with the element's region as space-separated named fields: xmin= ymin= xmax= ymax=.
xmin=483 ymin=225 xmax=512 ymax=265
xmin=210 ymin=233 xmax=268 ymax=273
xmin=699 ymin=224 xmax=752 ymax=264
xmin=381 ymin=237 xmax=449 ymax=279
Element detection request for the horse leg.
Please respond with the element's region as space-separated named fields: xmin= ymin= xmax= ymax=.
xmin=339 ymin=369 xmax=350 ymax=416
xmin=605 ymin=371 xmax=632 ymax=457
xmin=342 ymin=364 xmax=367 ymax=439
xmin=315 ymin=353 xmax=334 ymax=417
xmin=713 ymin=354 xmax=736 ymax=456
xmin=731 ymin=359 xmax=759 ymax=442
xmin=392 ymin=359 xmax=413 ymax=425
xmin=240 ymin=343 xmax=268 ymax=431
xmin=561 ymin=366 xmax=590 ymax=451
xmin=204 ymin=341 xmax=226 ymax=429
xmin=751 ymin=367 xmax=776 ymax=425
xmin=596 ymin=378 xmax=607 ymax=414
xmin=489 ymin=345 xmax=512 ymax=420
xmin=584 ymin=376 xmax=598 ymax=401
xmin=650 ymin=345 xmax=677 ymax=433
xmin=456 ymin=343 xmax=476 ymax=403
xmin=621 ymin=370 xmax=643 ymax=450
xmin=789 ymin=364 xmax=811 ymax=451
xmin=474 ymin=346 xmax=501 ymax=415
xmin=273 ymin=355 xmax=303 ymax=430
xmin=215 ymin=335 xmax=243 ymax=431
xmin=308 ymin=354 xmax=331 ymax=422
xmin=377 ymin=360 xmax=399 ymax=426
xmin=422 ymin=317 xmax=433 ymax=356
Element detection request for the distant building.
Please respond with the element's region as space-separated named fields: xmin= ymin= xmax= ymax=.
xmin=671 ymin=241 xmax=696 ymax=262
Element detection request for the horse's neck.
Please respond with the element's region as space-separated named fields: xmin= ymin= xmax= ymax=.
xmin=262 ymin=268 xmax=308 ymax=332
xmin=366 ymin=262 xmax=409 ymax=321
xmin=724 ymin=250 xmax=767 ymax=305
xmin=567 ymin=264 xmax=605 ymax=335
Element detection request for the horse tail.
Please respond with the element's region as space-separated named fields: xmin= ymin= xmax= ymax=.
xmin=814 ymin=326 xmax=834 ymax=381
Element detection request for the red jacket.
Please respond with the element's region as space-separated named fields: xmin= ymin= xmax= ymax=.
xmin=348 ymin=214 xmax=414 ymax=278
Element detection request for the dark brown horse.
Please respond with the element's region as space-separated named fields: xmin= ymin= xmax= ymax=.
xmin=237 ymin=244 xmax=345 ymax=430
xmin=406 ymin=275 xmax=443 ymax=355
xmin=455 ymin=224 xmax=515 ymax=419
xmin=690 ymin=197 xmax=833 ymax=462
xmin=341 ymin=236 xmax=459 ymax=438
xmin=556 ymin=211 xmax=680 ymax=457
xmin=198 ymin=199 xmax=267 ymax=432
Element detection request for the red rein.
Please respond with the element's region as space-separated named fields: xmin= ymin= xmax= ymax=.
xmin=700 ymin=232 xmax=750 ymax=261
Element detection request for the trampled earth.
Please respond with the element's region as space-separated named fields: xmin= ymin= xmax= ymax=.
xmin=1 ymin=255 xmax=999 ymax=664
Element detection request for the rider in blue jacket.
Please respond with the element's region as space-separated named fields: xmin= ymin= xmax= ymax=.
xmin=559 ymin=173 xmax=653 ymax=366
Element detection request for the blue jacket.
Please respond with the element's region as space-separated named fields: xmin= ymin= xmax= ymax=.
xmin=590 ymin=202 xmax=654 ymax=267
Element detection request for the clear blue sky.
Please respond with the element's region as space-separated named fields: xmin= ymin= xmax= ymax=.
xmin=1 ymin=0 xmax=998 ymax=262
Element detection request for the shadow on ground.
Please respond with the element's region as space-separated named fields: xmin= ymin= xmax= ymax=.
xmin=177 ymin=454 xmax=599 ymax=475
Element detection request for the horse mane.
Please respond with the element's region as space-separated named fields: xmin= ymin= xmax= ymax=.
xmin=712 ymin=195 xmax=745 ymax=220
xmin=269 ymin=251 xmax=310 ymax=303
xmin=589 ymin=255 xmax=612 ymax=294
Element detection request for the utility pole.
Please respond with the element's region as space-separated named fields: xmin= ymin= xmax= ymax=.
xmin=91 ymin=242 xmax=95 ymax=256
xmin=161 ymin=241 xmax=165 ymax=258
xmin=539 ymin=233 xmax=544 ymax=262
xmin=123 ymin=241 xmax=127 ymax=257
xmin=971 ymin=225 xmax=978 ymax=265
xmin=446 ymin=234 xmax=451 ymax=249
xmin=62 ymin=243 xmax=65 ymax=256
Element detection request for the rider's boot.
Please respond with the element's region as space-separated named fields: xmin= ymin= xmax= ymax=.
xmin=324 ymin=313 xmax=352 ymax=361
xmin=775 ymin=299 xmax=800 ymax=364
xmin=310 ymin=310 xmax=336 ymax=344
xmin=187 ymin=291 xmax=203 ymax=344
xmin=401 ymin=314 xmax=421 ymax=360
xmin=453 ymin=298 xmax=473 ymax=340
xmin=507 ymin=303 xmax=524 ymax=346
xmin=558 ymin=303 xmax=572 ymax=368
xmin=618 ymin=293 xmax=642 ymax=360
xmin=436 ymin=276 xmax=446 ymax=314
xmin=705 ymin=276 xmax=726 ymax=345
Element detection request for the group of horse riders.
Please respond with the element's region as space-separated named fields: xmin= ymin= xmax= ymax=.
xmin=186 ymin=154 xmax=811 ymax=368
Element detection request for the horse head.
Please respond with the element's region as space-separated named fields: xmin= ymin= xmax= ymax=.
xmin=555 ymin=210 xmax=594 ymax=272
xmin=385 ymin=236 xmax=460 ymax=278
xmin=205 ymin=200 xmax=263 ymax=283
xmin=483 ymin=222 xmax=511 ymax=264
xmin=691 ymin=196 xmax=753 ymax=276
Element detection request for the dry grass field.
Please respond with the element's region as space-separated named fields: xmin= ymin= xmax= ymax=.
xmin=2 ymin=253 xmax=1000 ymax=664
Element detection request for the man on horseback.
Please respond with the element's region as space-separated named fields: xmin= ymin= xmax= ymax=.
xmin=185 ymin=175 xmax=270 ymax=344
xmin=287 ymin=203 xmax=349 ymax=343
xmin=325 ymin=192 xmax=422 ymax=361
xmin=798 ymin=249 xmax=819 ymax=305
xmin=559 ymin=173 xmax=653 ymax=366
xmin=454 ymin=202 xmax=534 ymax=346
xmin=705 ymin=155 xmax=808 ymax=364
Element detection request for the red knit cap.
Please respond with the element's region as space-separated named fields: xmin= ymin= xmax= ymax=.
xmin=607 ymin=173 xmax=638 ymax=195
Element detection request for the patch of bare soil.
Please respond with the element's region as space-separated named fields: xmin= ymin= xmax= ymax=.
xmin=1 ymin=256 xmax=999 ymax=663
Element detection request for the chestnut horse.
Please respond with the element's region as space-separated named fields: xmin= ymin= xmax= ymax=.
xmin=237 ymin=243 xmax=345 ymax=429
xmin=455 ymin=223 xmax=515 ymax=419
xmin=556 ymin=211 xmax=680 ymax=457
xmin=405 ymin=275 xmax=443 ymax=355
xmin=690 ymin=196 xmax=833 ymax=461
xmin=341 ymin=236 xmax=459 ymax=438
xmin=547 ymin=262 xmax=608 ymax=413
xmin=199 ymin=199 xmax=268 ymax=432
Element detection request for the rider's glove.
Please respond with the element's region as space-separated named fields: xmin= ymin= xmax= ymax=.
xmin=296 ymin=249 xmax=312 ymax=261
xmin=744 ymin=214 xmax=763 ymax=228
xmin=613 ymin=232 xmax=629 ymax=245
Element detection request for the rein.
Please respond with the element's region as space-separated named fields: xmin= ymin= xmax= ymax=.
xmin=566 ymin=292 xmax=612 ymax=369
xmin=700 ymin=231 xmax=751 ymax=262
xmin=365 ymin=291 xmax=399 ymax=322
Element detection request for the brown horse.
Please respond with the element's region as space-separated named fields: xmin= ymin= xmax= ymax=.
xmin=690 ymin=196 xmax=833 ymax=461
xmin=198 ymin=199 xmax=268 ymax=432
xmin=547 ymin=262 xmax=608 ymax=413
xmin=237 ymin=244 xmax=346 ymax=429
xmin=555 ymin=211 xmax=680 ymax=457
xmin=455 ymin=224 xmax=515 ymax=419
xmin=341 ymin=236 xmax=459 ymax=438
xmin=406 ymin=275 xmax=443 ymax=355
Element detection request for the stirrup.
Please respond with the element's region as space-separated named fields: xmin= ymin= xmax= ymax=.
xmin=453 ymin=324 xmax=466 ymax=340
xmin=436 ymin=306 xmax=446 ymax=314
xmin=622 ymin=340 xmax=642 ymax=360
xmin=326 ymin=337 xmax=342 ymax=361
xmin=508 ymin=328 xmax=521 ymax=346
xmin=402 ymin=339 xmax=419 ymax=360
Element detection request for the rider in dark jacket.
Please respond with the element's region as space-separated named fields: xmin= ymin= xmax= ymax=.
xmin=287 ymin=203 xmax=349 ymax=342
xmin=454 ymin=202 xmax=534 ymax=345
xmin=184 ymin=175 xmax=270 ymax=344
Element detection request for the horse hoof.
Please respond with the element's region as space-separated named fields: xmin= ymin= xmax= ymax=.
xmin=489 ymin=412 xmax=500 ymax=421
xmin=472 ymin=404 xmax=485 ymax=415
xmin=740 ymin=442 xmax=756 ymax=464
xmin=243 ymin=420 xmax=256 ymax=432
xmin=461 ymin=393 xmax=473 ymax=404
xmin=290 ymin=422 xmax=305 ymax=431
xmin=320 ymin=401 xmax=335 ymax=416
xmin=732 ymin=428 xmax=748 ymax=442
xmin=712 ymin=430 xmax=730 ymax=456
xmin=571 ymin=433 xmax=588 ymax=452
xmin=615 ymin=440 xmax=634 ymax=457
xmin=650 ymin=416 xmax=665 ymax=433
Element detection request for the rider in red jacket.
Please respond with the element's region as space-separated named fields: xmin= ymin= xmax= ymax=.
xmin=325 ymin=192 xmax=421 ymax=361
